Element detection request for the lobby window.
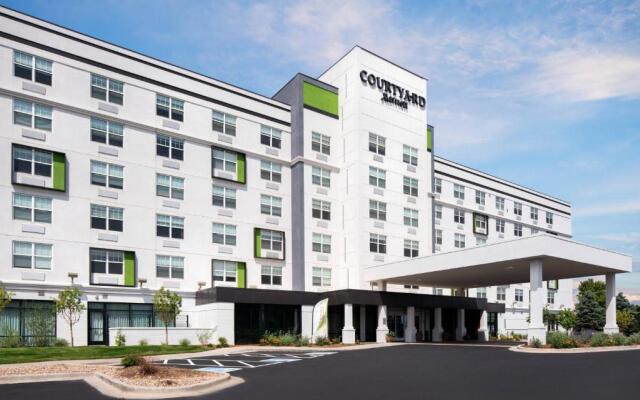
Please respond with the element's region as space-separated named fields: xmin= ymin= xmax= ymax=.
xmin=13 ymin=241 xmax=52 ymax=270
xmin=156 ymin=134 xmax=184 ymax=160
xmin=90 ymin=161 xmax=123 ymax=189
xmin=454 ymin=233 xmax=465 ymax=249
xmin=212 ymin=260 xmax=236 ymax=282
xmin=369 ymin=166 xmax=386 ymax=188
xmin=261 ymin=194 xmax=282 ymax=216
xmin=212 ymin=185 xmax=236 ymax=209
xmin=312 ymin=199 xmax=331 ymax=220
xmin=260 ymin=125 xmax=282 ymax=148
xmin=14 ymin=145 xmax=52 ymax=177
xmin=496 ymin=219 xmax=505 ymax=233
xmin=497 ymin=286 xmax=507 ymax=301
xmin=212 ymin=110 xmax=236 ymax=136
xmin=212 ymin=223 xmax=237 ymax=245
xmin=434 ymin=178 xmax=442 ymax=194
xmin=312 ymin=132 xmax=330 ymax=155
xmin=454 ymin=208 xmax=465 ymax=224
xmin=530 ymin=207 xmax=538 ymax=221
xmin=514 ymin=223 xmax=523 ymax=237
xmin=403 ymin=176 xmax=418 ymax=197
xmin=475 ymin=190 xmax=485 ymax=206
xmin=435 ymin=230 xmax=442 ymax=245
xmin=156 ymin=214 xmax=184 ymax=239
xmin=404 ymin=207 xmax=418 ymax=227
xmin=91 ymin=118 xmax=123 ymax=147
xmin=156 ymin=174 xmax=184 ymax=200
xmin=312 ymin=267 xmax=331 ymax=287
xmin=14 ymin=50 xmax=52 ymax=85
xmin=90 ymin=74 xmax=123 ymax=105
xmin=312 ymin=233 xmax=332 ymax=254
xmin=515 ymin=288 xmax=524 ymax=302
xmin=435 ymin=204 xmax=442 ymax=220
xmin=404 ymin=239 xmax=419 ymax=258
xmin=495 ymin=196 xmax=505 ymax=211
xmin=261 ymin=265 xmax=282 ymax=286
xmin=14 ymin=99 xmax=52 ymax=131
xmin=514 ymin=202 xmax=523 ymax=216
xmin=369 ymin=200 xmax=387 ymax=221
xmin=547 ymin=290 xmax=555 ymax=304
xmin=546 ymin=212 xmax=554 ymax=225
xmin=312 ymin=166 xmax=331 ymax=188
xmin=369 ymin=133 xmax=385 ymax=155
xmin=402 ymin=145 xmax=418 ymax=166
xmin=476 ymin=287 xmax=487 ymax=299
xmin=454 ymin=184 xmax=465 ymax=200
xmin=369 ymin=233 xmax=387 ymax=254
xmin=156 ymin=94 xmax=184 ymax=121
xmin=90 ymin=204 xmax=123 ymax=232
xmin=156 ymin=255 xmax=184 ymax=279
xmin=261 ymin=160 xmax=282 ymax=183
xmin=13 ymin=193 xmax=52 ymax=223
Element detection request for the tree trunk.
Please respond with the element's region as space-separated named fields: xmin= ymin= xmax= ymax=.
xmin=165 ymin=325 xmax=169 ymax=345
xmin=69 ymin=320 xmax=74 ymax=347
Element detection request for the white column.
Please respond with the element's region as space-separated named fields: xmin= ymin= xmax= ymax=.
xmin=301 ymin=305 xmax=314 ymax=340
xmin=455 ymin=308 xmax=466 ymax=341
xmin=478 ymin=310 xmax=488 ymax=341
xmin=359 ymin=305 xmax=366 ymax=341
xmin=376 ymin=305 xmax=388 ymax=343
xmin=604 ymin=273 xmax=619 ymax=334
xmin=404 ymin=306 xmax=416 ymax=343
xmin=342 ymin=303 xmax=356 ymax=344
xmin=432 ymin=308 xmax=443 ymax=342
xmin=376 ymin=280 xmax=387 ymax=291
xmin=528 ymin=259 xmax=546 ymax=344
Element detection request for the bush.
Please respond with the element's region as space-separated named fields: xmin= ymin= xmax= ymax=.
xmin=299 ymin=336 xmax=310 ymax=346
xmin=54 ymin=338 xmax=69 ymax=347
xmin=610 ymin=333 xmax=630 ymax=346
xmin=529 ymin=338 xmax=543 ymax=348
xmin=115 ymin=330 xmax=126 ymax=347
xmin=259 ymin=331 xmax=312 ymax=346
xmin=179 ymin=338 xmax=191 ymax=346
xmin=0 ymin=329 xmax=22 ymax=348
xmin=196 ymin=330 xmax=214 ymax=347
xmin=628 ymin=333 xmax=640 ymax=345
xmin=218 ymin=337 xmax=229 ymax=348
xmin=139 ymin=363 xmax=158 ymax=376
xmin=138 ymin=338 xmax=149 ymax=346
xmin=121 ymin=354 xmax=146 ymax=368
xmin=547 ymin=332 xmax=578 ymax=349
xmin=314 ymin=336 xmax=331 ymax=346
xmin=589 ymin=332 xmax=612 ymax=347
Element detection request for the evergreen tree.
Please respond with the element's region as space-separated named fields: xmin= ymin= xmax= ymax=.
xmin=575 ymin=290 xmax=605 ymax=331
xmin=616 ymin=292 xmax=631 ymax=311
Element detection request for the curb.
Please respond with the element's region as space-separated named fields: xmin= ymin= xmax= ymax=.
xmin=510 ymin=344 xmax=640 ymax=354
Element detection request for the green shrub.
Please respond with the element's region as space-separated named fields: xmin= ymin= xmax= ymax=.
xmin=547 ymin=332 xmax=578 ymax=349
xmin=54 ymin=338 xmax=69 ymax=347
xmin=610 ymin=333 xmax=630 ymax=346
xmin=628 ymin=333 xmax=640 ymax=345
xmin=0 ymin=329 xmax=22 ymax=348
xmin=589 ymin=332 xmax=612 ymax=347
xmin=314 ymin=336 xmax=331 ymax=346
xmin=298 ymin=336 xmax=310 ymax=346
xmin=529 ymin=338 xmax=543 ymax=348
xmin=196 ymin=330 xmax=214 ymax=347
xmin=138 ymin=338 xmax=149 ymax=346
xmin=121 ymin=354 xmax=145 ymax=368
xmin=114 ymin=330 xmax=126 ymax=347
xmin=218 ymin=337 xmax=229 ymax=348
xmin=179 ymin=338 xmax=191 ymax=346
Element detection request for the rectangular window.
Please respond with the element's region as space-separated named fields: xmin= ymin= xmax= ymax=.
xmin=497 ymin=286 xmax=507 ymax=301
xmin=213 ymin=147 xmax=238 ymax=174
xmin=156 ymin=214 xmax=184 ymax=239
xmin=368 ymin=200 xmax=386 ymax=221
xmin=156 ymin=134 xmax=184 ymax=160
xmin=369 ymin=166 xmax=386 ymax=188
xmin=514 ymin=202 xmax=522 ymax=216
xmin=404 ymin=239 xmax=419 ymax=258
xmin=156 ymin=94 xmax=184 ymax=121
xmin=13 ymin=145 xmax=52 ymax=177
xmin=261 ymin=160 xmax=282 ymax=183
xmin=454 ymin=184 xmax=465 ymax=200
xmin=212 ymin=185 xmax=236 ymax=209
xmin=369 ymin=133 xmax=385 ymax=155
xmin=260 ymin=229 xmax=284 ymax=252
xmin=496 ymin=196 xmax=505 ymax=211
xmin=476 ymin=237 xmax=487 ymax=246
xmin=435 ymin=204 xmax=442 ymax=220
xmin=90 ymin=74 xmax=123 ymax=105
xmin=90 ymin=204 xmax=123 ymax=232
xmin=312 ymin=166 xmax=331 ymax=188
xmin=212 ymin=110 xmax=236 ymax=136
xmin=13 ymin=193 xmax=52 ymax=223
xmin=435 ymin=229 xmax=442 ymax=245
xmin=90 ymin=161 xmax=123 ymax=189
xmin=156 ymin=255 xmax=184 ymax=279
xmin=312 ymin=199 xmax=331 ymax=220
xmin=212 ymin=223 xmax=237 ymax=245
xmin=403 ymin=145 xmax=418 ymax=166
xmin=403 ymin=208 xmax=418 ymax=227
xmin=546 ymin=212 xmax=554 ymax=225
xmin=261 ymin=194 xmax=282 ymax=216
xmin=403 ymin=176 xmax=418 ymax=197
xmin=473 ymin=213 xmax=487 ymax=234
xmin=454 ymin=208 xmax=465 ymax=224
xmin=89 ymin=248 xmax=123 ymax=276
xmin=515 ymin=288 xmax=524 ymax=302
xmin=476 ymin=287 xmax=487 ymax=299
xmin=475 ymin=190 xmax=485 ymax=205
xmin=312 ymin=233 xmax=332 ymax=254
xmin=312 ymin=267 xmax=331 ymax=287
xmin=261 ymin=265 xmax=282 ymax=286
xmin=156 ymin=174 xmax=184 ymax=200
xmin=369 ymin=233 xmax=387 ymax=254
xmin=454 ymin=233 xmax=466 ymax=249
xmin=434 ymin=178 xmax=442 ymax=194
xmin=514 ymin=223 xmax=523 ymax=237
xmin=13 ymin=99 xmax=52 ymax=131
xmin=13 ymin=241 xmax=52 ymax=270
xmin=260 ymin=125 xmax=282 ymax=148
xmin=90 ymin=118 xmax=123 ymax=147
xmin=212 ymin=260 xmax=236 ymax=282
xmin=14 ymin=51 xmax=52 ymax=85
xmin=312 ymin=132 xmax=330 ymax=155
xmin=547 ymin=290 xmax=555 ymax=304
xmin=496 ymin=219 xmax=505 ymax=233
xmin=530 ymin=207 xmax=538 ymax=221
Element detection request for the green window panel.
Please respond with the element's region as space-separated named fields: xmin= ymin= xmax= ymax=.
xmin=124 ymin=251 xmax=135 ymax=287
xmin=237 ymin=262 xmax=246 ymax=288
xmin=52 ymin=152 xmax=66 ymax=191
xmin=426 ymin=126 xmax=434 ymax=153
xmin=303 ymin=81 xmax=339 ymax=118
xmin=254 ymin=228 xmax=262 ymax=258
xmin=237 ymin=152 xmax=246 ymax=184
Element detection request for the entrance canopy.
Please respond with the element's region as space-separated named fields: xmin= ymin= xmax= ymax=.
xmin=364 ymin=235 xmax=632 ymax=288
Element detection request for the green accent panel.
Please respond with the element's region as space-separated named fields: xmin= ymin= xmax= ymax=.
xmin=52 ymin=152 xmax=66 ymax=191
xmin=237 ymin=262 xmax=246 ymax=288
xmin=426 ymin=126 xmax=434 ymax=153
xmin=124 ymin=251 xmax=135 ymax=287
xmin=254 ymin=228 xmax=261 ymax=258
xmin=236 ymin=152 xmax=246 ymax=184
xmin=303 ymin=81 xmax=339 ymax=117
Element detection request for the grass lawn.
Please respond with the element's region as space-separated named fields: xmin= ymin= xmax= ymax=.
xmin=0 ymin=345 xmax=207 ymax=364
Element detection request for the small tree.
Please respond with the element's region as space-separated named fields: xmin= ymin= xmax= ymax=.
xmin=557 ymin=308 xmax=576 ymax=334
xmin=153 ymin=287 xmax=182 ymax=345
xmin=0 ymin=286 xmax=13 ymax=313
xmin=617 ymin=309 xmax=635 ymax=335
xmin=54 ymin=287 xmax=85 ymax=347
xmin=575 ymin=290 xmax=605 ymax=332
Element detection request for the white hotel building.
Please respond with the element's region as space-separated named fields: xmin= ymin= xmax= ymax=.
xmin=0 ymin=7 xmax=631 ymax=346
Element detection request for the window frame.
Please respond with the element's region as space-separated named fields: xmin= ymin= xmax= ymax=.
xmin=260 ymin=160 xmax=282 ymax=183
xmin=261 ymin=265 xmax=283 ymax=286
xmin=312 ymin=266 xmax=331 ymax=287
xmin=368 ymin=133 xmax=386 ymax=155
xmin=403 ymin=207 xmax=418 ymax=227
xmin=514 ymin=223 xmax=523 ymax=237
xmin=156 ymin=134 xmax=184 ymax=160
xmin=156 ymin=173 xmax=184 ymax=200
xmin=156 ymin=255 xmax=184 ymax=279
xmin=369 ymin=166 xmax=386 ymax=188
xmin=403 ymin=176 xmax=418 ymax=197
xmin=212 ymin=185 xmax=236 ymax=209
xmin=90 ymin=204 xmax=124 ymax=232
xmin=12 ymin=192 xmax=52 ymax=223
xmin=496 ymin=219 xmax=505 ymax=233
xmin=260 ymin=194 xmax=283 ymax=217
xmin=260 ymin=125 xmax=282 ymax=149
xmin=13 ymin=99 xmax=52 ymax=131
xmin=454 ymin=208 xmax=465 ymax=224
xmin=90 ymin=160 xmax=124 ymax=189
xmin=495 ymin=196 xmax=505 ymax=211
xmin=403 ymin=239 xmax=419 ymax=258
xmin=311 ymin=131 xmax=331 ymax=155
xmin=212 ymin=110 xmax=237 ymax=136
xmin=212 ymin=260 xmax=237 ymax=283
xmin=402 ymin=145 xmax=418 ymax=166
xmin=156 ymin=94 xmax=184 ymax=122
xmin=13 ymin=145 xmax=53 ymax=177
xmin=454 ymin=184 xmax=465 ymax=200
xmin=312 ymin=198 xmax=331 ymax=220
xmin=156 ymin=214 xmax=184 ymax=239
xmin=12 ymin=241 xmax=52 ymax=270
xmin=434 ymin=178 xmax=442 ymax=194
xmin=90 ymin=117 xmax=123 ymax=147
xmin=369 ymin=233 xmax=387 ymax=254
xmin=312 ymin=166 xmax=331 ymax=188
xmin=312 ymin=233 xmax=332 ymax=254
xmin=212 ymin=223 xmax=237 ymax=246
xmin=90 ymin=73 xmax=124 ymax=105
xmin=454 ymin=233 xmax=466 ymax=249
xmin=513 ymin=202 xmax=523 ymax=216
xmin=14 ymin=50 xmax=52 ymax=85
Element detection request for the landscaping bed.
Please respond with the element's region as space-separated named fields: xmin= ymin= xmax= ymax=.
xmin=527 ymin=332 xmax=640 ymax=349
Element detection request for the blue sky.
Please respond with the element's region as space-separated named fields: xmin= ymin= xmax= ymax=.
xmin=4 ymin=0 xmax=639 ymax=299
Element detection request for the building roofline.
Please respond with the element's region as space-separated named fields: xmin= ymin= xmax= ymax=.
xmin=272 ymin=72 xmax=339 ymax=101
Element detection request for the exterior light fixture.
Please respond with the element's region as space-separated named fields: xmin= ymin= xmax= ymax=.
xmin=67 ymin=272 xmax=78 ymax=284
xmin=197 ymin=281 xmax=206 ymax=290
xmin=138 ymin=278 xmax=147 ymax=287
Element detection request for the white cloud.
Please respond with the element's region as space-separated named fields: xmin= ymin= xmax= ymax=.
xmin=575 ymin=201 xmax=640 ymax=217
xmin=591 ymin=232 xmax=640 ymax=245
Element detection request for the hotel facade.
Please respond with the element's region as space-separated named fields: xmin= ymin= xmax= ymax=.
xmin=0 ymin=7 xmax=631 ymax=346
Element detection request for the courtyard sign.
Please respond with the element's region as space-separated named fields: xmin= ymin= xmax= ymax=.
xmin=360 ymin=70 xmax=426 ymax=110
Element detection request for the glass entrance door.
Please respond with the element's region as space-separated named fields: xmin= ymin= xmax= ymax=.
xmin=387 ymin=311 xmax=405 ymax=341
xmin=88 ymin=309 xmax=105 ymax=345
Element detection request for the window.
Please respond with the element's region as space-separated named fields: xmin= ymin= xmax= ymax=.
xmin=435 ymin=229 xmax=442 ymax=245
xmin=530 ymin=207 xmax=538 ymax=221
xmin=546 ymin=212 xmax=554 ymax=225
xmin=404 ymin=239 xmax=419 ymax=258
xmin=312 ymin=267 xmax=331 ymax=287
xmin=497 ymin=286 xmax=507 ymax=301
xmin=454 ymin=233 xmax=466 ymax=249
xmin=90 ymin=161 xmax=123 ymax=189
xmin=156 ymin=174 xmax=184 ymax=200
xmin=403 ymin=176 xmax=418 ymax=197
xmin=261 ymin=229 xmax=283 ymax=251
xmin=312 ymin=166 xmax=331 ymax=187
xmin=156 ymin=134 xmax=184 ymax=160
xmin=476 ymin=287 xmax=487 ymax=299
xmin=312 ymin=233 xmax=332 ymax=253
xmin=91 ymin=118 xmax=123 ymax=147
xmin=403 ymin=145 xmax=418 ymax=166
xmin=312 ymin=199 xmax=331 ymax=220
xmin=473 ymin=213 xmax=487 ymax=234
xmin=404 ymin=208 xmax=418 ymax=227
xmin=369 ymin=200 xmax=387 ymax=221
xmin=13 ymin=145 xmax=52 ymax=177
xmin=212 ymin=223 xmax=237 ymax=245
xmin=156 ymin=255 xmax=184 ymax=279
xmin=369 ymin=133 xmax=385 ymax=155
xmin=475 ymin=190 xmax=485 ymax=205
xmin=13 ymin=193 xmax=52 ymax=223
xmin=515 ymin=288 xmax=524 ymax=302
xmin=156 ymin=94 xmax=184 ymax=121
xmin=476 ymin=237 xmax=487 ymax=246
xmin=261 ymin=160 xmax=282 ymax=183
xmin=90 ymin=74 xmax=123 ymax=105
xmin=260 ymin=125 xmax=282 ymax=148
xmin=369 ymin=233 xmax=387 ymax=254
xmin=213 ymin=148 xmax=237 ymax=173
xmin=261 ymin=194 xmax=282 ymax=216
xmin=212 ymin=110 xmax=236 ymax=136
xmin=435 ymin=204 xmax=442 ymax=220
xmin=90 ymin=204 xmax=123 ymax=232
xmin=547 ymin=290 xmax=555 ymax=304
xmin=90 ymin=248 xmax=123 ymax=275
xmin=14 ymin=51 xmax=52 ymax=85
xmin=212 ymin=260 xmax=236 ymax=282
xmin=13 ymin=241 xmax=52 ymax=269
xmin=496 ymin=219 xmax=505 ymax=233
xmin=496 ymin=196 xmax=505 ymax=211
xmin=514 ymin=223 xmax=523 ymax=237
xmin=312 ymin=132 xmax=330 ymax=155
xmin=213 ymin=185 xmax=236 ymax=208
xmin=434 ymin=178 xmax=442 ymax=194
xmin=514 ymin=202 xmax=522 ymax=216
xmin=156 ymin=214 xmax=184 ymax=239
xmin=261 ymin=265 xmax=282 ymax=285
xmin=454 ymin=208 xmax=465 ymax=224
xmin=454 ymin=184 xmax=465 ymax=200
xmin=369 ymin=166 xmax=386 ymax=188
xmin=13 ymin=99 xmax=52 ymax=131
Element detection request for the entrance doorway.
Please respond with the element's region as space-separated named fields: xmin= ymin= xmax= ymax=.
xmin=387 ymin=307 xmax=405 ymax=341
